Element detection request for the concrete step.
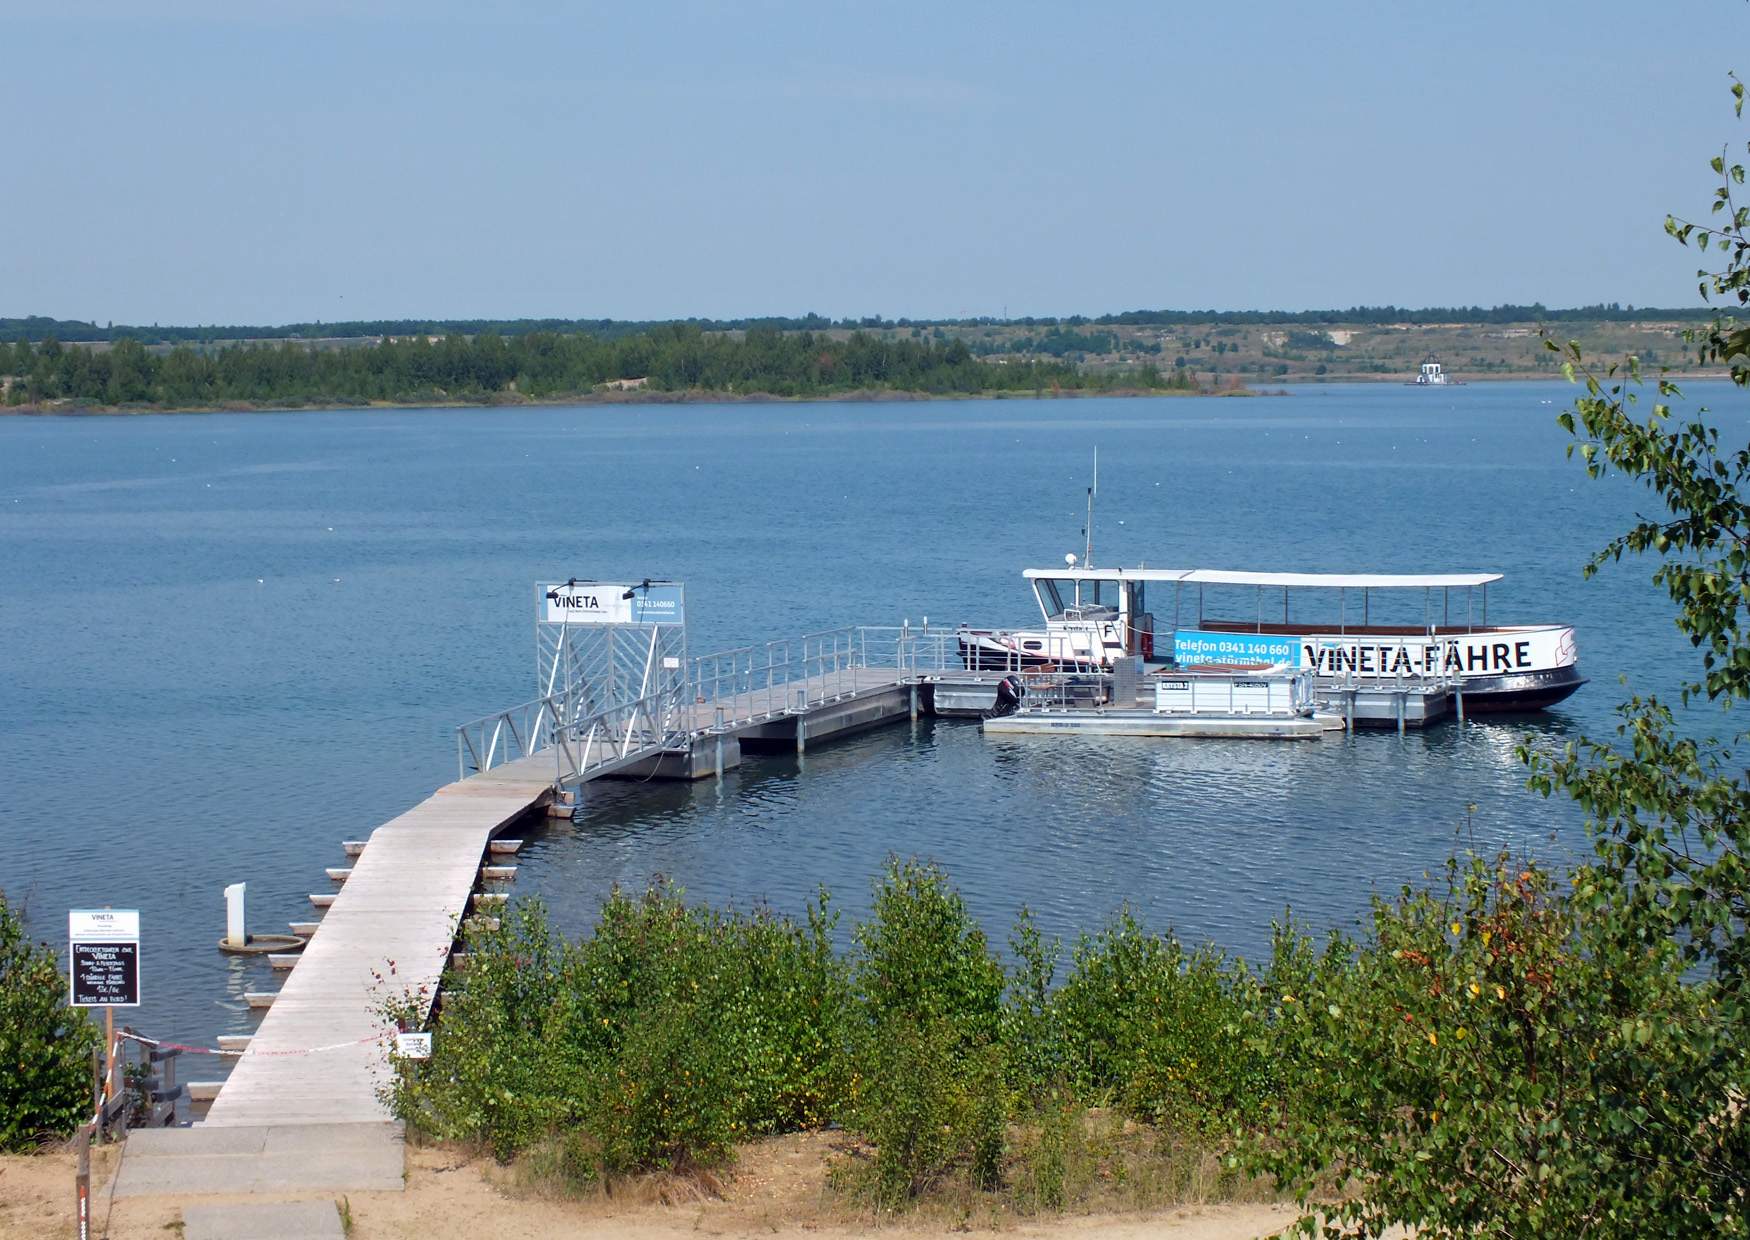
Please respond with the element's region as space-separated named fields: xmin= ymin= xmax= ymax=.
xmin=184 ymin=1200 xmax=343 ymax=1240
xmin=111 ymin=1122 xmax=405 ymax=1197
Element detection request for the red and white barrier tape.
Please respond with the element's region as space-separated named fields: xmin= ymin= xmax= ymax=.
xmin=118 ymin=1030 xmax=390 ymax=1058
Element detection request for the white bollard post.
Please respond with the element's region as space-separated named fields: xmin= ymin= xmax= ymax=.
xmin=224 ymin=882 xmax=247 ymax=948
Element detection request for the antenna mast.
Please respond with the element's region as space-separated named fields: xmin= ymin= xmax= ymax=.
xmin=1083 ymin=446 xmax=1098 ymax=567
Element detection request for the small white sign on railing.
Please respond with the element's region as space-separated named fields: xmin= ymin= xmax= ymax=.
xmin=394 ymin=1031 xmax=432 ymax=1059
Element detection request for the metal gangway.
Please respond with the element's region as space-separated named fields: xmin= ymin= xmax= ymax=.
xmin=454 ymin=624 xmax=996 ymax=786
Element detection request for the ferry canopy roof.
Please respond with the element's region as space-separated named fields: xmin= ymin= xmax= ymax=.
xmin=1023 ymin=567 xmax=1504 ymax=590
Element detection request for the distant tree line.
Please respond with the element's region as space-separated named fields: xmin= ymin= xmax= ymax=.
xmin=0 ymin=314 xmax=848 ymax=346
xmin=0 ymin=302 xmax=1719 ymax=346
xmin=0 ymin=325 xmax=1180 ymax=408
xmin=1089 ymin=303 xmax=1720 ymax=327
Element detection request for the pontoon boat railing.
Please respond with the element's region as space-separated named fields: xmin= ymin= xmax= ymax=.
xmin=1007 ymin=670 xmax=1125 ymax=711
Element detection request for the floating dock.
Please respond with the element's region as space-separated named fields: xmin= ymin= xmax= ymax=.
xmin=985 ymin=712 xmax=1336 ymax=739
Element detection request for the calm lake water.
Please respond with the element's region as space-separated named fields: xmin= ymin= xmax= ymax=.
xmin=0 ymin=382 xmax=1727 ymax=1048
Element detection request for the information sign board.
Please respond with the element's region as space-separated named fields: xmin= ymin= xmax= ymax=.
xmin=542 ymin=581 xmax=685 ymax=626
xmin=1171 ymin=630 xmax=1299 ymax=666
xmin=69 ymin=909 xmax=140 ymax=1008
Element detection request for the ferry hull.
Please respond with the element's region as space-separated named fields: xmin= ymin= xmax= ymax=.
xmin=1452 ymin=666 xmax=1587 ymax=712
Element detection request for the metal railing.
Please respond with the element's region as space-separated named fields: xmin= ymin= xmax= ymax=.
xmin=551 ymin=687 xmax=684 ymax=783
xmin=685 ymin=624 xmax=1021 ymax=728
xmin=1006 ymin=670 xmax=1120 ymax=711
xmin=1012 ymin=668 xmax=1329 ymax=717
xmin=456 ymin=683 xmax=685 ymax=784
xmin=458 ymin=621 xmax=1036 ymax=783
xmin=455 ymin=694 xmax=565 ymax=778
xmin=684 ymin=626 xmax=870 ymax=728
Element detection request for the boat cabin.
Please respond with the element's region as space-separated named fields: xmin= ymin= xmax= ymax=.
xmin=1024 ymin=566 xmax=1504 ymax=659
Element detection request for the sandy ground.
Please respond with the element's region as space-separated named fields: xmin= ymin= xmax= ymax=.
xmin=0 ymin=1134 xmax=1304 ymax=1240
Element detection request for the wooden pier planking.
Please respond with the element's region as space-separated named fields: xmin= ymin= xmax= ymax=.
xmin=202 ymin=778 xmax=551 ymax=1128
xmin=203 ymin=667 xmax=935 ymax=1130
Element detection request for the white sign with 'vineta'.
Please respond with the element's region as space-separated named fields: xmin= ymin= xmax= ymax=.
xmin=542 ymin=582 xmax=686 ymax=626
xmin=69 ymin=909 xmax=141 ymax=1008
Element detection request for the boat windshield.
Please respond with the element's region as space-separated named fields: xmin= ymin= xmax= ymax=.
xmin=1034 ymin=576 xmax=1120 ymax=619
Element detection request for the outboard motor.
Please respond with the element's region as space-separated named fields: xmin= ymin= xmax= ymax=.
xmin=989 ymin=673 xmax=1025 ymax=717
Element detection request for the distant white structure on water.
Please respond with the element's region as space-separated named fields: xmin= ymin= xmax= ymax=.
xmin=1411 ymin=356 xmax=1460 ymax=385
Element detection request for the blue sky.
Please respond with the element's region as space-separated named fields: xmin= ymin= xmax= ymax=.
xmin=1 ymin=0 xmax=1738 ymax=323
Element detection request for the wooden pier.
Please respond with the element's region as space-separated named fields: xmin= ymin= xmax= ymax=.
xmin=200 ymin=768 xmax=554 ymax=1129
xmin=192 ymin=666 xmax=939 ymax=1138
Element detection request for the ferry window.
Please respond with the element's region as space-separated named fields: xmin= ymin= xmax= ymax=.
xmin=1035 ymin=579 xmax=1066 ymax=616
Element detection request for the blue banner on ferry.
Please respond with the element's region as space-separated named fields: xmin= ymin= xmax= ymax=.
xmin=1171 ymin=629 xmax=1298 ymax=666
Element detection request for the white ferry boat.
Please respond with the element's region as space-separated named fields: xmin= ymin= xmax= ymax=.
xmin=1409 ymin=356 xmax=1462 ymax=385
xmin=957 ymin=565 xmax=1583 ymax=713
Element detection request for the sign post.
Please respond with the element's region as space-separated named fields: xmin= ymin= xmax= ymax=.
xmin=69 ymin=909 xmax=141 ymax=1109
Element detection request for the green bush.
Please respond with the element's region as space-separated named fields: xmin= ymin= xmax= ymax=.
xmin=1014 ymin=1090 xmax=1077 ymax=1211
xmin=380 ymin=844 xmax=1740 ymax=1229
xmin=1054 ymin=908 xmax=1268 ymax=1134
xmin=853 ymin=858 xmax=1005 ymax=1048
xmin=382 ymin=900 xmax=567 ymax=1162
xmin=0 ymin=893 xmax=101 ymax=1151
xmin=702 ymin=894 xmax=850 ymax=1134
xmin=846 ymin=859 xmax=1010 ymax=1206
xmin=386 ymin=883 xmax=852 ymax=1175
xmin=1001 ymin=907 xmax=1067 ymax=1098
xmin=1246 ymin=854 xmax=1736 ymax=1237
xmin=572 ymin=983 xmax=736 ymax=1175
